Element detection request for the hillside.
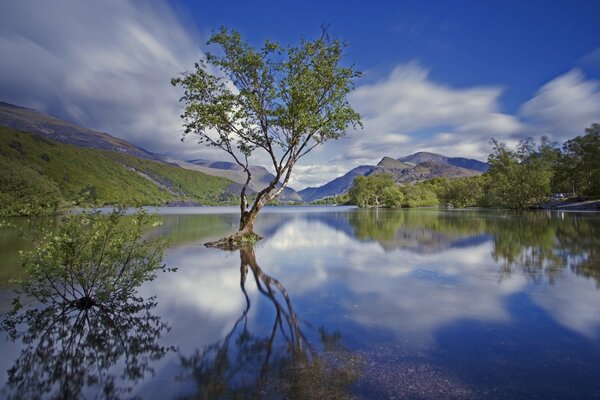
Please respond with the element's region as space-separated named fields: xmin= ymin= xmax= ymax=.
xmin=0 ymin=101 xmax=160 ymax=160
xmin=0 ymin=127 xmax=235 ymax=216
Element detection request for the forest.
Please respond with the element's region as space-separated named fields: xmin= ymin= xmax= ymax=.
xmin=349 ymin=123 xmax=600 ymax=209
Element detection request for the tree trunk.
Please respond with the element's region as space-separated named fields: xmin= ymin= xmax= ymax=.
xmin=206 ymin=159 xmax=294 ymax=250
xmin=205 ymin=204 xmax=263 ymax=250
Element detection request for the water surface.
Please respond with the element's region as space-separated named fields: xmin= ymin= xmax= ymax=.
xmin=1 ymin=207 xmax=600 ymax=399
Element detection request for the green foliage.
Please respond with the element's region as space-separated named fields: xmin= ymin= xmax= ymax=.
xmin=399 ymin=182 xmax=438 ymax=207
xmin=0 ymin=157 xmax=63 ymax=216
xmin=310 ymin=193 xmax=350 ymax=205
xmin=349 ymin=174 xmax=443 ymax=208
xmin=554 ymin=123 xmax=600 ymax=197
xmin=0 ymin=127 xmax=234 ymax=215
xmin=2 ymin=209 xmax=174 ymax=398
xmin=11 ymin=209 xmax=171 ymax=307
xmin=349 ymin=173 xmax=400 ymax=207
xmin=438 ymin=175 xmax=486 ymax=208
xmin=172 ymin=27 xmax=362 ymax=231
xmin=483 ymin=138 xmax=554 ymax=208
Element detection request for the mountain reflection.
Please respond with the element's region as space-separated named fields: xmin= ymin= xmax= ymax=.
xmin=347 ymin=209 xmax=600 ymax=286
xmin=178 ymin=247 xmax=361 ymax=399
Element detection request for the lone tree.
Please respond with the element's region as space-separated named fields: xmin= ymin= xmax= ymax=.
xmin=172 ymin=28 xmax=361 ymax=248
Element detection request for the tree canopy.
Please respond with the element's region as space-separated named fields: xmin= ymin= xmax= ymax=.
xmin=172 ymin=27 xmax=361 ymax=245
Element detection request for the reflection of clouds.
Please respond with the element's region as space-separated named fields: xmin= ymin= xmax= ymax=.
xmin=531 ymin=274 xmax=600 ymax=339
xmin=267 ymin=219 xmax=354 ymax=250
xmin=257 ymin=212 xmax=600 ymax=344
xmin=342 ymin=242 xmax=527 ymax=343
xmin=113 ymin=210 xmax=600 ymax=395
xmin=133 ymin=245 xmax=259 ymax=398
xmin=255 ymin=218 xmax=527 ymax=344
xmin=256 ymin=220 xmax=351 ymax=294
xmin=135 ymin=243 xmax=257 ymax=393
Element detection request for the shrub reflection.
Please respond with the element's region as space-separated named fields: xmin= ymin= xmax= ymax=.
xmin=1 ymin=210 xmax=174 ymax=399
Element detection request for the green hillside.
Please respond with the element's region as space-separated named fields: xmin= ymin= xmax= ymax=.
xmin=0 ymin=126 xmax=235 ymax=216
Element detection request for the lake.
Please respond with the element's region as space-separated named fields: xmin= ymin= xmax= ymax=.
xmin=1 ymin=206 xmax=600 ymax=399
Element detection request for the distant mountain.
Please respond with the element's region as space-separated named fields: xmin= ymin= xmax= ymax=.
xmin=184 ymin=159 xmax=302 ymax=202
xmin=299 ymin=152 xmax=487 ymax=202
xmin=386 ymin=160 xmax=480 ymax=183
xmin=398 ymin=151 xmax=488 ymax=173
xmin=376 ymin=156 xmax=412 ymax=170
xmin=299 ymin=165 xmax=375 ymax=202
xmin=0 ymin=101 xmax=160 ymax=160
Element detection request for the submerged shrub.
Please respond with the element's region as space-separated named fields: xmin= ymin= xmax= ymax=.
xmin=11 ymin=208 xmax=172 ymax=308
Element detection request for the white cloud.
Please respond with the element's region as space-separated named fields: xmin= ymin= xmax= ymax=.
xmin=0 ymin=0 xmax=208 ymax=159
xmin=346 ymin=63 xmax=525 ymax=162
xmin=520 ymin=69 xmax=600 ymax=141
xmin=288 ymin=163 xmax=352 ymax=188
xmin=530 ymin=273 xmax=600 ymax=339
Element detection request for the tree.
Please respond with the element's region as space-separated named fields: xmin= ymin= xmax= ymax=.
xmin=438 ymin=176 xmax=485 ymax=208
xmin=484 ymin=138 xmax=554 ymax=208
xmin=172 ymin=28 xmax=361 ymax=248
xmin=348 ymin=173 xmax=401 ymax=207
xmin=554 ymin=123 xmax=600 ymax=197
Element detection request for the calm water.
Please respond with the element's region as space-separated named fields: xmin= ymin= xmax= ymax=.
xmin=1 ymin=207 xmax=600 ymax=399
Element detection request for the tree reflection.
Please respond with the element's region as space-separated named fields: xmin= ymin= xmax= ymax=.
xmin=491 ymin=212 xmax=600 ymax=286
xmin=178 ymin=247 xmax=361 ymax=399
xmin=348 ymin=209 xmax=487 ymax=253
xmin=346 ymin=209 xmax=600 ymax=287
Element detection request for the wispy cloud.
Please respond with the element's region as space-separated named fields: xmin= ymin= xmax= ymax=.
xmin=520 ymin=69 xmax=600 ymax=141
xmin=346 ymin=63 xmax=525 ymax=161
xmin=0 ymin=0 xmax=208 ymax=159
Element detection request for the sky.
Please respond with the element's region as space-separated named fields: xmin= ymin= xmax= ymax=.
xmin=1 ymin=0 xmax=600 ymax=189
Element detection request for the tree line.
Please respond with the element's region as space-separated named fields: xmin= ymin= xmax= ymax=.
xmin=348 ymin=123 xmax=600 ymax=209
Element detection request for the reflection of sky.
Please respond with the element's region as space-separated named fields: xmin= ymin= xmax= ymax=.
xmin=254 ymin=219 xmax=528 ymax=344
xmin=2 ymin=208 xmax=600 ymax=397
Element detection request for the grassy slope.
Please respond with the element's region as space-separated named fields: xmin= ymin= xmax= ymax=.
xmin=0 ymin=126 xmax=234 ymax=215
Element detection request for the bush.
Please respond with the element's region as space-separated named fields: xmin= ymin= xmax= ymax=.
xmin=11 ymin=209 xmax=171 ymax=307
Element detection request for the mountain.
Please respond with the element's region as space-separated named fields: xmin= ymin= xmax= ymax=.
xmin=376 ymin=156 xmax=412 ymax=170
xmin=387 ymin=160 xmax=480 ymax=182
xmin=299 ymin=152 xmax=487 ymax=202
xmin=180 ymin=159 xmax=302 ymax=202
xmin=0 ymin=126 xmax=235 ymax=216
xmin=398 ymin=151 xmax=489 ymax=173
xmin=0 ymin=101 xmax=301 ymax=203
xmin=0 ymin=101 xmax=160 ymax=160
xmin=299 ymin=165 xmax=375 ymax=202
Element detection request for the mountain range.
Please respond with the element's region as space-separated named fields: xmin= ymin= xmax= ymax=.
xmin=1 ymin=100 xmax=489 ymax=204
xmin=299 ymin=153 xmax=487 ymax=202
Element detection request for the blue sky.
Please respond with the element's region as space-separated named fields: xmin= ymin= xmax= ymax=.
xmin=1 ymin=0 xmax=599 ymax=188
